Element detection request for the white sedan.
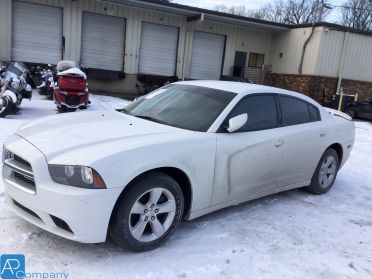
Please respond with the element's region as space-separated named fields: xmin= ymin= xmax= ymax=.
xmin=2 ymin=81 xmax=355 ymax=251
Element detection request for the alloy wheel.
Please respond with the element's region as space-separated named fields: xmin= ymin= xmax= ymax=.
xmin=318 ymin=155 xmax=337 ymax=189
xmin=128 ymin=187 xmax=176 ymax=242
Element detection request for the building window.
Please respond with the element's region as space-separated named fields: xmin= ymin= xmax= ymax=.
xmin=248 ymin=53 xmax=265 ymax=68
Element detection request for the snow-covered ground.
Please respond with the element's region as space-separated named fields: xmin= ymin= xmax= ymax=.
xmin=1 ymin=93 xmax=371 ymax=279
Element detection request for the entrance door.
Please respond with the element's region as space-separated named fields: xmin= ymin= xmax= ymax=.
xmin=233 ymin=51 xmax=247 ymax=77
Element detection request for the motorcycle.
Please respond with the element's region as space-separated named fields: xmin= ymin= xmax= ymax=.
xmin=37 ymin=64 xmax=56 ymax=99
xmin=136 ymin=76 xmax=178 ymax=94
xmin=0 ymin=62 xmax=33 ymax=118
xmin=53 ymin=60 xmax=89 ymax=112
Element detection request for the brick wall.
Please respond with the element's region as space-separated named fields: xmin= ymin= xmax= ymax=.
xmin=341 ymin=79 xmax=372 ymax=102
xmin=265 ymin=73 xmax=372 ymax=104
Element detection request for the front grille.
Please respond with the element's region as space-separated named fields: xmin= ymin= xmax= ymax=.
xmin=13 ymin=199 xmax=41 ymax=220
xmin=14 ymin=154 xmax=31 ymax=168
xmin=14 ymin=172 xmax=35 ymax=186
xmin=4 ymin=154 xmax=36 ymax=194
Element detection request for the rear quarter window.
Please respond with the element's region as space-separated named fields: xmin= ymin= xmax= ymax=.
xmin=279 ymin=95 xmax=320 ymax=126
xmin=308 ymin=104 xmax=321 ymax=121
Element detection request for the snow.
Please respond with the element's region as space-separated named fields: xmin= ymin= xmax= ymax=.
xmin=1 ymin=93 xmax=372 ymax=278
xmin=57 ymin=68 xmax=87 ymax=79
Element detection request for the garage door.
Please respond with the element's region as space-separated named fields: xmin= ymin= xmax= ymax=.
xmin=12 ymin=1 xmax=62 ymax=64
xmin=81 ymin=13 xmax=125 ymax=71
xmin=138 ymin=23 xmax=179 ymax=76
xmin=189 ymin=31 xmax=226 ymax=80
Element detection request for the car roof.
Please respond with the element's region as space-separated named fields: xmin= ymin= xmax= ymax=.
xmin=175 ymin=80 xmax=320 ymax=106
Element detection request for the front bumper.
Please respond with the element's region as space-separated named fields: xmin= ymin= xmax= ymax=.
xmin=54 ymin=90 xmax=89 ymax=109
xmin=2 ymin=135 xmax=122 ymax=243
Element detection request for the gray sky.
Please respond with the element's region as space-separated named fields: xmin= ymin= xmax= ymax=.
xmin=173 ymin=0 xmax=345 ymax=23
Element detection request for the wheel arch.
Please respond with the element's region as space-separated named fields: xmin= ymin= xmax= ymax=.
xmin=327 ymin=143 xmax=343 ymax=164
xmin=108 ymin=167 xmax=193 ymax=230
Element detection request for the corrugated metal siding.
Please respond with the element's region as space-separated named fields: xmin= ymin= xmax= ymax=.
xmin=270 ymin=27 xmax=372 ymax=83
xmin=0 ymin=0 xmax=12 ymax=61
xmin=185 ymin=20 xmax=272 ymax=78
xmin=314 ymin=28 xmax=344 ymax=77
xmin=71 ymin=1 xmax=273 ymax=78
xmin=75 ymin=0 xmax=187 ymax=75
xmin=189 ymin=31 xmax=226 ymax=80
xmin=269 ymin=27 xmax=322 ymax=75
xmin=1 ymin=0 xmax=274 ymax=79
xmin=311 ymin=28 xmax=372 ymax=82
xmin=138 ymin=22 xmax=179 ymax=75
xmin=17 ymin=0 xmax=71 ymax=57
xmin=342 ymin=33 xmax=372 ymax=82
xmin=12 ymin=1 xmax=63 ymax=64
xmin=81 ymin=12 xmax=126 ymax=71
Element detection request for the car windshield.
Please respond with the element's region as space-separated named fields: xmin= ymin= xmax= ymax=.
xmin=121 ymin=84 xmax=236 ymax=132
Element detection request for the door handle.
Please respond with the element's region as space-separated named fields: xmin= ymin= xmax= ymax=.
xmin=274 ymin=140 xmax=284 ymax=147
xmin=320 ymin=131 xmax=327 ymax=137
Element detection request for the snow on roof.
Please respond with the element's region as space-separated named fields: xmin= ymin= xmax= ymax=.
xmin=57 ymin=67 xmax=87 ymax=79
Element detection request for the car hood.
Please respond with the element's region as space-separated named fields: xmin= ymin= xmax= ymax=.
xmin=16 ymin=110 xmax=184 ymax=162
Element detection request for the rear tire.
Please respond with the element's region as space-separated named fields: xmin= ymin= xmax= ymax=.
xmin=109 ymin=173 xmax=184 ymax=252
xmin=305 ymin=148 xmax=339 ymax=195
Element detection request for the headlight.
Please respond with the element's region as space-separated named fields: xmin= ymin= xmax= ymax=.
xmin=11 ymin=79 xmax=20 ymax=90
xmin=2 ymin=147 xmax=13 ymax=163
xmin=48 ymin=165 xmax=106 ymax=189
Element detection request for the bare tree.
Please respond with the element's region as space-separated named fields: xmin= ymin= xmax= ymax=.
xmin=214 ymin=5 xmax=252 ymax=16
xmin=214 ymin=0 xmax=330 ymax=24
xmin=340 ymin=0 xmax=372 ymax=31
xmin=259 ymin=0 xmax=330 ymax=24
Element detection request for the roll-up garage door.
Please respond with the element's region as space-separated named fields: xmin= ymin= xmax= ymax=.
xmin=81 ymin=13 xmax=125 ymax=71
xmin=189 ymin=31 xmax=226 ymax=80
xmin=138 ymin=23 xmax=179 ymax=76
xmin=12 ymin=1 xmax=62 ymax=64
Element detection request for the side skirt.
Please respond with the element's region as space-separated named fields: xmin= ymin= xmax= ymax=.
xmin=186 ymin=180 xmax=311 ymax=220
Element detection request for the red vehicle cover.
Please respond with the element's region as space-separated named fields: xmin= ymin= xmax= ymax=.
xmin=59 ymin=75 xmax=86 ymax=91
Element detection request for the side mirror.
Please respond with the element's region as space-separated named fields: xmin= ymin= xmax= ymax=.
xmin=226 ymin=113 xmax=248 ymax=133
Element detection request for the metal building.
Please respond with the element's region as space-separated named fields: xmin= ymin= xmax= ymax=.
xmin=1 ymin=0 xmax=372 ymax=101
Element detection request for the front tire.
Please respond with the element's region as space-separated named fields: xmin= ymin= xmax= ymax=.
xmin=109 ymin=173 xmax=184 ymax=251
xmin=0 ymin=96 xmax=13 ymax=118
xmin=305 ymin=148 xmax=339 ymax=195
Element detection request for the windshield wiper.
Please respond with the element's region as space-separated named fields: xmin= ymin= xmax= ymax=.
xmin=117 ymin=108 xmax=132 ymax=115
xmin=134 ymin=114 xmax=169 ymax=125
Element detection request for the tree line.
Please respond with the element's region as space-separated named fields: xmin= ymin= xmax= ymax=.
xmin=213 ymin=0 xmax=372 ymax=31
